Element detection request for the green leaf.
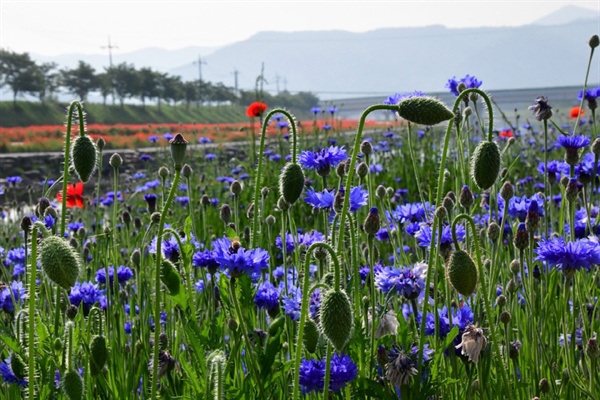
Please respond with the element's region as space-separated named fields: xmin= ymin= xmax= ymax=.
xmin=225 ymin=226 xmax=238 ymax=240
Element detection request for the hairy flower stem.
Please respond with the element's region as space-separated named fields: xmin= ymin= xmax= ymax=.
xmin=367 ymin=234 xmax=376 ymax=377
xmin=293 ymin=242 xmax=340 ymax=400
xmin=323 ymin=343 xmax=332 ymax=400
xmin=150 ymin=166 xmax=180 ymax=400
xmin=28 ymin=221 xmax=47 ymax=400
xmin=407 ymin=122 xmax=427 ymax=208
xmin=572 ymin=43 xmax=597 ymax=136
xmin=543 ymin=119 xmax=549 ymax=239
xmin=251 ymin=109 xmax=299 ymax=248
xmin=335 ymin=104 xmax=397 ymax=257
xmin=452 ymin=214 xmax=511 ymax=393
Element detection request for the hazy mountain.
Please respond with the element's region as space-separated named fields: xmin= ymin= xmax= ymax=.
xmin=11 ymin=5 xmax=600 ymax=102
xmin=532 ymin=5 xmax=598 ymax=26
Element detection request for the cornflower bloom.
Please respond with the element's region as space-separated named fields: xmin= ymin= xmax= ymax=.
xmin=299 ymin=354 xmax=357 ymax=393
xmin=299 ymin=146 xmax=348 ymax=177
xmin=211 ymin=237 xmax=269 ymax=277
xmin=535 ymin=236 xmax=600 ymax=277
xmin=446 ymin=75 xmax=482 ymax=96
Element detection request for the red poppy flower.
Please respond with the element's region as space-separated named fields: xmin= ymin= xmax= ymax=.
xmin=569 ymin=106 xmax=585 ymax=119
xmin=500 ymin=129 xmax=513 ymax=139
xmin=246 ymin=102 xmax=268 ymax=118
xmin=57 ymin=182 xmax=85 ymax=208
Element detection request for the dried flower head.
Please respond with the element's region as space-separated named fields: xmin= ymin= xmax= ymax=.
xmin=456 ymin=324 xmax=488 ymax=363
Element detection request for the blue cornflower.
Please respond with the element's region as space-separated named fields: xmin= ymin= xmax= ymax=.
xmin=537 ymin=160 xmax=565 ymax=183
xmin=140 ymin=154 xmax=152 ymax=161
xmin=145 ymin=180 xmax=161 ymax=189
xmin=148 ymin=235 xmax=180 ymax=262
xmin=195 ymin=279 xmax=205 ymax=294
xmin=175 ymin=196 xmax=190 ymax=207
xmin=375 ymin=265 xmax=425 ymax=300
xmin=446 ymin=75 xmax=482 ymax=96
xmin=414 ymin=223 xmax=465 ymax=248
xmin=0 ymin=184 xmax=4 ymax=195
xmin=0 ymin=281 xmax=27 ymax=313
xmin=69 ymin=282 xmax=105 ymax=313
xmin=299 ymin=354 xmax=357 ymax=394
xmin=6 ymin=176 xmax=22 ymax=185
xmin=68 ymin=221 xmax=85 ymax=232
xmin=192 ymin=249 xmax=219 ymax=271
xmin=133 ymin=172 xmax=146 ymax=180
xmin=254 ymin=281 xmax=280 ymax=312
xmin=211 ymin=237 xmax=269 ymax=277
xmin=7 ymin=247 xmax=26 ymax=277
xmin=95 ymin=266 xmax=134 ymax=286
xmin=311 ymin=107 xmax=321 ymax=115
xmin=282 ymin=286 xmax=321 ymax=320
xmin=390 ymin=202 xmax=432 ymax=223
xmin=275 ymin=230 xmax=325 ymax=254
xmin=148 ymin=136 xmax=158 ymax=143
xmin=299 ymin=146 xmax=348 ymax=176
xmin=304 ymin=186 xmax=368 ymax=213
xmin=163 ymin=132 xmax=174 ymax=141
xmin=535 ymin=237 xmax=600 ymax=276
xmin=578 ymin=87 xmax=600 ymax=110
xmin=557 ymin=135 xmax=590 ymax=150
xmin=507 ymin=194 xmax=545 ymax=220
xmin=205 ymin=153 xmax=216 ymax=160
xmin=327 ymin=106 xmax=338 ymax=114
xmin=0 ymin=357 xmax=27 ymax=386
xmin=199 ymin=137 xmax=212 ymax=143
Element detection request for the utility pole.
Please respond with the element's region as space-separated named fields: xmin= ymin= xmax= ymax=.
xmin=232 ymin=68 xmax=239 ymax=96
xmin=283 ymin=77 xmax=288 ymax=92
xmin=193 ymin=55 xmax=207 ymax=82
xmin=101 ymin=36 xmax=118 ymax=67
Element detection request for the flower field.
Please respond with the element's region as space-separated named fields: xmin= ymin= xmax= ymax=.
xmin=0 ymin=37 xmax=599 ymax=400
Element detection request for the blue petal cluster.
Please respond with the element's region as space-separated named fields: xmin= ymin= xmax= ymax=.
xmin=299 ymin=353 xmax=357 ymax=394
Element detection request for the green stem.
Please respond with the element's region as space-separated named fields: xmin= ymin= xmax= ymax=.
xmin=572 ymin=45 xmax=596 ymax=136
xmin=251 ymin=109 xmax=299 ymax=248
xmin=451 ymin=213 xmax=512 ymax=394
xmin=292 ymin=242 xmax=340 ymax=400
xmin=150 ymin=166 xmax=180 ymax=400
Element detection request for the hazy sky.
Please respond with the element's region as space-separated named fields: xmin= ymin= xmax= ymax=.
xmin=1 ymin=0 xmax=599 ymax=56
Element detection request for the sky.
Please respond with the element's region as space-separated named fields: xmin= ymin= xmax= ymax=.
xmin=1 ymin=0 xmax=598 ymax=56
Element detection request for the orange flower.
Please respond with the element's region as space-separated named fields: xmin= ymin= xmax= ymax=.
xmin=57 ymin=182 xmax=85 ymax=208
xmin=246 ymin=102 xmax=268 ymax=118
xmin=569 ymin=106 xmax=585 ymax=119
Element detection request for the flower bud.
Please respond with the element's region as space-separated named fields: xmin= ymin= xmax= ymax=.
xmin=363 ymin=207 xmax=380 ymax=236
xmin=539 ymin=378 xmax=550 ymax=394
xmin=109 ymin=153 xmax=122 ymax=169
xmin=277 ymin=196 xmax=290 ymax=212
xmin=335 ymin=162 xmax=346 ymax=179
xmin=182 ymin=164 xmax=192 ymax=178
xmin=303 ymin=319 xmax=320 ymax=354
xmin=496 ymin=294 xmax=507 ymax=308
xmin=356 ymin=162 xmax=369 ymax=179
xmin=446 ymin=249 xmax=478 ymax=297
xmin=201 ymin=195 xmax=210 ymax=206
xmin=396 ymin=96 xmax=454 ymax=125
xmin=360 ymin=140 xmax=373 ymax=156
xmin=565 ymin=178 xmax=579 ymax=203
xmin=265 ymin=215 xmax=276 ymax=227
xmin=459 ymin=185 xmax=474 ymax=209
xmin=71 ymin=135 xmax=98 ymax=183
xmin=279 ymin=163 xmax=305 ymax=205
xmin=230 ymin=180 xmax=242 ymax=196
xmin=525 ymin=201 xmax=540 ymax=233
xmin=220 ymin=204 xmax=232 ymax=224
xmin=40 ymin=235 xmax=81 ymax=290
xmin=151 ymin=212 xmax=161 ymax=224
xmin=158 ymin=166 xmax=169 ymax=179
xmin=89 ymin=335 xmax=108 ymax=376
xmin=61 ymin=370 xmax=84 ymax=400
xmin=471 ymin=141 xmax=501 ymax=190
xmin=499 ymin=310 xmax=511 ymax=325
xmin=20 ymin=216 xmax=32 ymax=233
xmin=589 ymin=34 xmax=600 ymax=49
xmin=586 ymin=337 xmax=599 ymax=360
xmin=513 ymin=223 xmax=529 ymax=251
xmin=500 ymin=181 xmax=514 ymax=202
xmin=376 ymin=185 xmax=387 ymax=199
xmin=130 ymin=249 xmax=141 ymax=268
xmin=487 ymin=222 xmax=500 ymax=243
xmin=96 ymin=137 xmax=105 ymax=151
xmin=261 ymin=187 xmax=270 ymax=198
xmin=320 ymin=289 xmax=353 ymax=352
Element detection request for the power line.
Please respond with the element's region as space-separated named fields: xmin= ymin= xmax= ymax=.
xmin=100 ymin=36 xmax=118 ymax=67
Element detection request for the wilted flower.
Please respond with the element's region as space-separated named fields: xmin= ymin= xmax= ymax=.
xmin=528 ymin=96 xmax=553 ymax=121
xmin=456 ymin=324 xmax=488 ymax=363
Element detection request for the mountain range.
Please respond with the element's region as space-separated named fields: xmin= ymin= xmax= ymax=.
xmin=25 ymin=5 xmax=600 ymax=101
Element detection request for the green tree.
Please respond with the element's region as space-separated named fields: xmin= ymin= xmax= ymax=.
xmin=138 ymin=67 xmax=162 ymax=107
xmin=0 ymin=49 xmax=44 ymax=105
xmin=96 ymin=72 xmax=112 ymax=106
xmin=183 ymin=81 xmax=198 ymax=109
xmin=107 ymin=62 xmax=140 ymax=107
xmin=61 ymin=61 xmax=98 ymax=101
xmin=162 ymin=75 xmax=184 ymax=106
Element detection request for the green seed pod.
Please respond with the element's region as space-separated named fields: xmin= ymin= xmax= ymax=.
xmin=470 ymin=141 xmax=501 ymax=190
xmin=61 ymin=370 xmax=84 ymax=400
xmin=303 ymin=319 xmax=320 ymax=354
xmin=396 ymin=96 xmax=454 ymax=126
xmin=446 ymin=249 xmax=478 ymax=297
xmin=319 ymin=289 xmax=353 ymax=352
xmin=279 ymin=162 xmax=305 ymax=205
xmin=161 ymin=259 xmax=181 ymax=296
xmin=40 ymin=236 xmax=81 ymax=290
xmin=89 ymin=335 xmax=108 ymax=376
xmin=169 ymin=133 xmax=188 ymax=168
xmin=71 ymin=135 xmax=98 ymax=183
xmin=10 ymin=353 xmax=26 ymax=379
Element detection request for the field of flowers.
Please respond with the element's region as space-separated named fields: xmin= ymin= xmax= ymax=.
xmin=0 ymin=116 xmax=388 ymax=153
xmin=0 ymin=36 xmax=599 ymax=400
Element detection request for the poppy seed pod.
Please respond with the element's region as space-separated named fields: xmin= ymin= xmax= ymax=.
xmin=169 ymin=133 xmax=188 ymax=168
xmin=71 ymin=135 xmax=98 ymax=183
xmin=40 ymin=235 xmax=81 ymax=290
xmin=319 ymin=289 xmax=353 ymax=352
xmin=9 ymin=353 xmax=26 ymax=379
xmin=279 ymin=162 xmax=305 ymax=205
xmin=396 ymin=96 xmax=454 ymax=126
xmin=161 ymin=259 xmax=182 ymax=296
xmin=61 ymin=370 xmax=84 ymax=400
xmin=446 ymin=249 xmax=478 ymax=297
xmin=471 ymin=141 xmax=501 ymax=190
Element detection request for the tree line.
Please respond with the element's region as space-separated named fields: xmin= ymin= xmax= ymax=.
xmin=0 ymin=49 xmax=319 ymax=110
